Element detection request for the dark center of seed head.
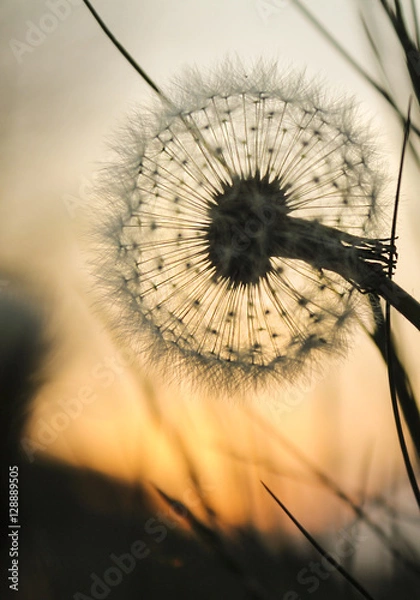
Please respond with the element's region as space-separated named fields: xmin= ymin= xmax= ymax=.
xmin=205 ymin=175 xmax=289 ymax=286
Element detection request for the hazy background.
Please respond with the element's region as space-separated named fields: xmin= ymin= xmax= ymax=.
xmin=1 ymin=0 xmax=420 ymax=546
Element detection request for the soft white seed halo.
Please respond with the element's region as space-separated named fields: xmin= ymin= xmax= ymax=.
xmin=91 ymin=59 xmax=386 ymax=397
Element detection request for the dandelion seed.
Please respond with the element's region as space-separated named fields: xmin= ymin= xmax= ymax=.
xmin=94 ymin=61 xmax=389 ymax=393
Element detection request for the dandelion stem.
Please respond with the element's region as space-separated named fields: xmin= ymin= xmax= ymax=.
xmin=374 ymin=277 xmax=420 ymax=330
xmin=270 ymin=216 xmax=420 ymax=331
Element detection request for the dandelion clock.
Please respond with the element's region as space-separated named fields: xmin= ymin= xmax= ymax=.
xmin=90 ymin=56 xmax=420 ymax=395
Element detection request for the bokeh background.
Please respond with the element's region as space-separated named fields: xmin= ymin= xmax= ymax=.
xmin=1 ymin=0 xmax=420 ymax=597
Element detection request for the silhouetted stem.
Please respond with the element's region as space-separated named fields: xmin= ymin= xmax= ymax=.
xmin=272 ymin=216 xmax=420 ymax=331
xmin=375 ymin=276 xmax=420 ymax=331
xmin=369 ymin=295 xmax=420 ymax=460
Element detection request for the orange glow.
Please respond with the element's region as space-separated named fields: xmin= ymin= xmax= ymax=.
xmin=3 ymin=0 xmax=420 ymax=544
xmin=25 ymin=275 xmax=412 ymax=537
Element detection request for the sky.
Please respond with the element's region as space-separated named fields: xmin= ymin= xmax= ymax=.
xmin=1 ymin=0 xmax=420 ymax=539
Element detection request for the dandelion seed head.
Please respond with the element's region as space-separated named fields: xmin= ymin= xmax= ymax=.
xmin=93 ymin=61 xmax=385 ymax=394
